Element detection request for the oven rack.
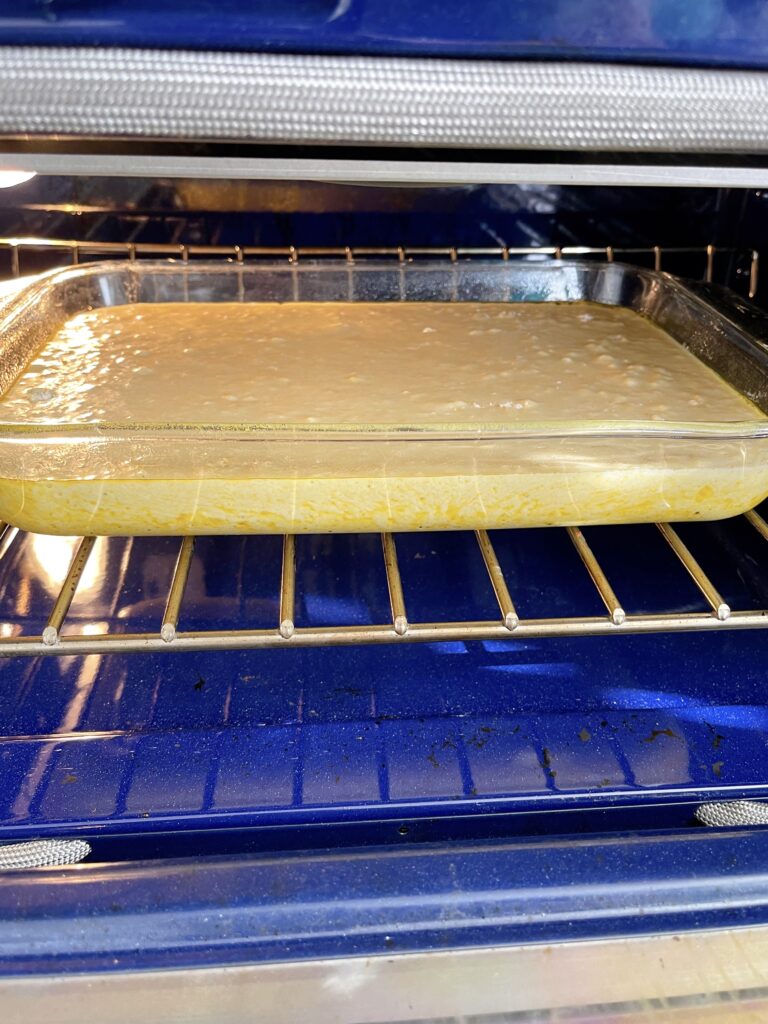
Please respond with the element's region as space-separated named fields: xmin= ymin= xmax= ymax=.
xmin=1 ymin=513 xmax=768 ymax=658
xmin=0 ymin=238 xmax=760 ymax=298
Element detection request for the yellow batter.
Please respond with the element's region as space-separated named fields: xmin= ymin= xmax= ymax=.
xmin=0 ymin=300 xmax=765 ymax=535
xmin=0 ymin=301 xmax=760 ymax=425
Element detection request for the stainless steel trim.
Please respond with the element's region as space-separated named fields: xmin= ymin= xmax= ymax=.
xmin=3 ymin=928 xmax=768 ymax=1023
xmin=3 ymin=152 xmax=768 ymax=188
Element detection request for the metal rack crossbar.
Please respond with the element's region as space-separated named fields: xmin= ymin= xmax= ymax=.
xmin=0 ymin=239 xmax=759 ymax=297
xmin=0 ymin=512 xmax=767 ymax=658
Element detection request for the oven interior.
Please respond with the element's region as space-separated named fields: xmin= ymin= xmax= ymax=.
xmin=1 ymin=177 xmax=767 ymax=869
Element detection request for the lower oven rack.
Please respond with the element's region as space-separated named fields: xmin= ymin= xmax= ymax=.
xmin=1 ymin=511 xmax=768 ymax=658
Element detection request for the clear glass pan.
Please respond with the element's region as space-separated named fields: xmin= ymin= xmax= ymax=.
xmin=1 ymin=258 xmax=767 ymax=536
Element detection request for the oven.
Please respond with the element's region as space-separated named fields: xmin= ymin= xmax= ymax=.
xmin=4 ymin=7 xmax=768 ymax=1022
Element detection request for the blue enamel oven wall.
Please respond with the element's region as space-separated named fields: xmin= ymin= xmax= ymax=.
xmin=0 ymin=1 xmax=766 ymax=68
xmin=2 ymin=517 xmax=768 ymax=857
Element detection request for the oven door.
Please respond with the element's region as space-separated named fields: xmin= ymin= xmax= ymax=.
xmin=5 ymin=828 xmax=768 ymax=1022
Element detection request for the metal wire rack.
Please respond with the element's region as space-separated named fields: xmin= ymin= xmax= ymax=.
xmin=1 ymin=513 xmax=768 ymax=658
xmin=0 ymin=237 xmax=760 ymax=298
xmin=0 ymin=236 xmax=764 ymax=658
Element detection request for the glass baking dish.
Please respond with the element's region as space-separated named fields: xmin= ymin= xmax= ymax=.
xmin=1 ymin=258 xmax=768 ymax=537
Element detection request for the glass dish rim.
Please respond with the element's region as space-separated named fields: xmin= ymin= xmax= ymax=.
xmin=0 ymin=257 xmax=766 ymax=443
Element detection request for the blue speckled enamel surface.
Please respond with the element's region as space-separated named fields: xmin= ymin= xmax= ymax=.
xmin=7 ymin=826 xmax=768 ymax=973
xmin=0 ymin=1 xmax=767 ymax=68
xmin=1 ymin=513 xmax=767 ymax=849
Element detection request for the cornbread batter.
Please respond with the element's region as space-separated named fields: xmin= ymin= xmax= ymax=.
xmin=0 ymin=301 xmax=759 ymax=425
xmin=0 ymin=300 xmax=765 ymax=536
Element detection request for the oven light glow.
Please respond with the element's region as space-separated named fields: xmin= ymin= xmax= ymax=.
xmin=27 ymin=534 xmax=103 ymax=597
xmin=0 ymin=170 xmax=36 ymax=188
